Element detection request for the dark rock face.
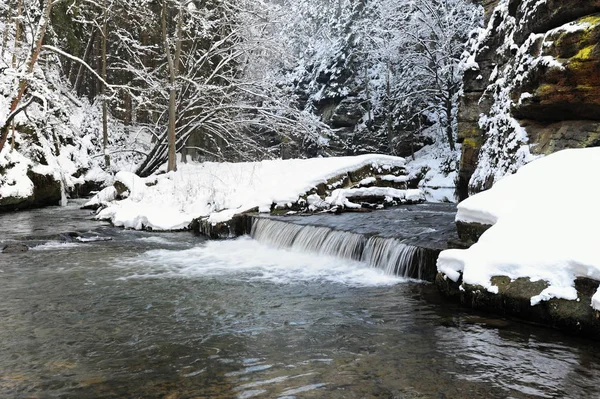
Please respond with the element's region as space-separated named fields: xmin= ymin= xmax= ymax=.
xmin=455 ymin=220 xmax=491 ymax=245
xmin=0 ymin=171 xmax=61 ymax=212
xmin=323 ymin=98 xmax=364 ymax=129
xmin=458 ymin=1 xmax=600 ymax=198
xmin=191 ymin=214 xmax=253 ymax=239
xmin=2 ymin=243 xmax=29 ymax=253
xmin=71 ymin=180 xmax=105 ymax=198
xmin=436 ymin=273 xmax=600 ymax=340
xmin=28 ymin=171 xmax=62 ymax=207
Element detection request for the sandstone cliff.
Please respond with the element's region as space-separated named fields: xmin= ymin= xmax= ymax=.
xmin=457 ymin=0 xmax=600 ymax=199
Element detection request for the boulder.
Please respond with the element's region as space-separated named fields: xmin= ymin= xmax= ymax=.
xmin=2 ymin=243 xmax=29 ymax=253
xmin=0 ymin=170 xmax=61 ymax=212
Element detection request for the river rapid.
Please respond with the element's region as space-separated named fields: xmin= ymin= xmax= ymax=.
xmin=1 ymin=201 xmax=600 ymax=398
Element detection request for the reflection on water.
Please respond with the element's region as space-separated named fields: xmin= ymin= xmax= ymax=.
xmin=1 ymin=203 xmax=600 ymax=398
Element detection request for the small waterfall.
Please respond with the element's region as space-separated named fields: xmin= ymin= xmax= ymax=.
xmin=251 ymin=218 xmax=429 ymax=279
xmin=251 ymin=219 xmax=365 ymax=261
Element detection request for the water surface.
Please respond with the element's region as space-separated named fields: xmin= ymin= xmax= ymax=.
xmin=1 ymin=202 xmax=600 ymax=398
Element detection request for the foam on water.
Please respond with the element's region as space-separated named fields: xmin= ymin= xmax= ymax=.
xmin=31 ymin=241 xmax=80 ymax=250
xmin=120 ymin=237 xmax=403 ymax=287
xmin=136 ymin=236 xmax=179 ymax=245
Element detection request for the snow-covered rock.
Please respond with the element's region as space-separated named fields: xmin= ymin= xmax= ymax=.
xmin=457 ymin=0 xmax=600 ymax=198
xmin=89 ymin=154 xmax=424 ymax=231
xmin=438 ymin=148 xmax=600 ymax=311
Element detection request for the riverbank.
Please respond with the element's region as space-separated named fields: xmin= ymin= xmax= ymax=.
xmin=437 ymin=148 xmax=600 ymax=340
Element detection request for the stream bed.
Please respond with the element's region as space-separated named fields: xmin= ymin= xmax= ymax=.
xmin=1 ymin=201 xmax=600 ymax=398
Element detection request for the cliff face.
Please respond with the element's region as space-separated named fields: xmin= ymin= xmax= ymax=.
xmin=457 ymin=0 xmax=600 ymax=199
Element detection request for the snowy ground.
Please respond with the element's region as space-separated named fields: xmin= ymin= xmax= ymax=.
xmin=437 ymin=148 xmax=600 ymax=310
xmin=88 ymin=154 xmax=424 ymax=231
xmin=405 ymin=139 xmax=460 ymax=203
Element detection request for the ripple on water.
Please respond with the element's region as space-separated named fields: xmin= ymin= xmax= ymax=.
xmin=2 ymin=214 xmax=600 ymax=399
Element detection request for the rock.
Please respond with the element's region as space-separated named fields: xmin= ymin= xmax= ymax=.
xmin=327 ymin=98 xmax=364 ymax=129
xmin=114 ymin=180 xmax=129 ymax=197
xmin=455 ymin=220 xmax=491 ymax=245
xmin=2 ymin=243 xmax=29 ymax=253
xmin=457 ymin=2 xmax=600 ymax=197
xmin=0 ymin=170 xmax=61 ymax=212
xmin=71 ymin=180 xmax=105 ymax=198
xmin=191 ymin=213 xmax=254 ymax=239
xmin=436 ymin=272 xmax=600 ymax=339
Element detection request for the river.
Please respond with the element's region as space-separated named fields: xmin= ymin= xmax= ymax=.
xmin=1 ymin=201 xmax=600 ymax=398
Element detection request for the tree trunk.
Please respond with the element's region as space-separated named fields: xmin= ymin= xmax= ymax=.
xmin=364 ymin=64 xmax=372 ymax=126
xmin=386 ymin=61 xmax=394 ymax=154
xmin=444 ymin=93 xmax=455 ymax=151
xmin=11 ymin=0 xmax=23 ymax=67
xmin=101 ymin=0 xmax=110 ymax=168
xmin=74 ymin=28 xmax=95 ymax=95
xmin=163 ymin=0 xmax=181 ymax=172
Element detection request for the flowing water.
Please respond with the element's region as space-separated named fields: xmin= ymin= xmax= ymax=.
xmin=1 ymin=202 xmax=600 ymax=398
xmin=251 ymin=219 xmax=428 ymax=279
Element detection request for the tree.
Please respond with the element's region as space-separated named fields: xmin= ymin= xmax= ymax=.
xmin=0 ymin=0 xmax=56 ymax=154
xmin=366 ymin=0 xmax=482 ymax=152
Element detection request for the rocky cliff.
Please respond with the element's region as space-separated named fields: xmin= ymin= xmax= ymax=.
xmin=457 ymin=0 xmax=600 ymax=199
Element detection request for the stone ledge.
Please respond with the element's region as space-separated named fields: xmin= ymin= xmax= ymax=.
xmin=191 ymin=213 xmax=254 ymax=239
xmin=436 ymin=272 xmax=600 ymax=339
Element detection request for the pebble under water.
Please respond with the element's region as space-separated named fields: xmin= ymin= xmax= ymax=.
xmin=1 ymin=202 xmax=600 ymax=399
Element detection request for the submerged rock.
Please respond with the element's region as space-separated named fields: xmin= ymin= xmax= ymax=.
xmin=2 ymin=243 xmax=29 ymax=253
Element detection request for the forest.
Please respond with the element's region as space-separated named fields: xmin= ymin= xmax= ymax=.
xmin=0 ymin=0 xmax=481 ymax=188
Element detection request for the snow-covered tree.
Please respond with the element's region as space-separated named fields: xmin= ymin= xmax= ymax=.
xmin=274 ymin=0 xmax=482 ymax=157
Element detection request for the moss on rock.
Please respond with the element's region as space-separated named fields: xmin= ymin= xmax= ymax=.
xmin=436 ymin=272 xmax=600 ymax=339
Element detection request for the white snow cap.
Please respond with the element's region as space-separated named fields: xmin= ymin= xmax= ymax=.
xmin=90 ymin=154 xmax=421 ymax=231
xmin=438 ymin=148 xmax=600 ymax=310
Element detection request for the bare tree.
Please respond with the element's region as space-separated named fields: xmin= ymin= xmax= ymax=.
xmin=0 ymin=0 xmax=58 ymax=154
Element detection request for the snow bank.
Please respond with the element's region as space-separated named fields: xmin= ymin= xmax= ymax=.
xmin=92 ymin=154 xmax=413 ymax=230
xmin=438 ymin=148 xmax=600 ymax=309
xmin=0 ymin=151 xmax=34 ymax=199
xmin=404 ymin=133 xmax=460 ymax=203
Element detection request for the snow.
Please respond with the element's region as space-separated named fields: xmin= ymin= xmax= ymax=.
xmin=438 ymin=148 xmax=600 ymax=310
xmin=380 ymin=175 xmax=409 ymax=183
xmin=91 ymin=154 xmax=414 ymax=230
xmin=404 ymin=132 xmax=460 ymax=203
xmin=325 ymin=187 xmax=424 ymax=209
xmin=0 ymin=151 xmax=34 ymax=199
xmin=358 ymin=177 xmax=377 ymax=186
xmin=83 ymin=186 xmax=117 ymax=208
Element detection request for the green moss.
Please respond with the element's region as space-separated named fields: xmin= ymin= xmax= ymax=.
xmin=575 ymin=84 xmax=595 ymax=91
xmin=579 ymin=15 xmax=600 ymax=26
xmin=573 ymin=45 xmax=596 ymax=60
xmin=584 ymin=132 xmax=600 ymax=147
xmin=537 ymin=83 xmax=555 ymax=96
xmin=462 ymin=137 xmax=481 ymax=148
